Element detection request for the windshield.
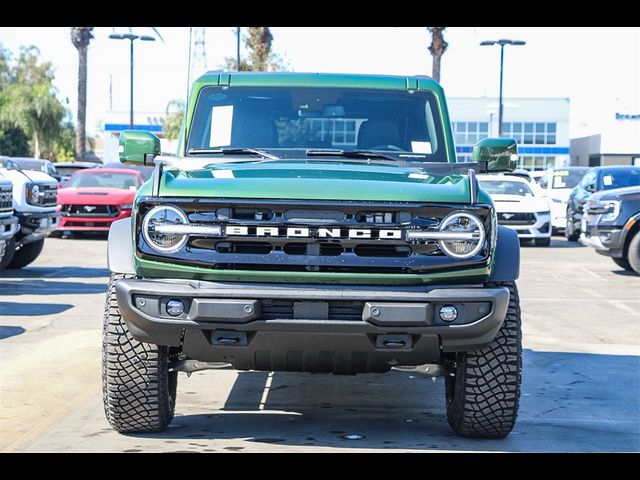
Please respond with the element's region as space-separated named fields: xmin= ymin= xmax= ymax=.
xmin=598 ymin=168 xmax=640 ymax=190
xmin=67 ymin=172 xmax=139 ymax=189
xmin=56 ymin=166 xmax=86 ymax=177
xmin=15 ymin=159 xmax=45 ymax=171
xmin=550 ymin=169 xmax=589 ymax=189
xmin=479 ymin=180 xmax=534 ymax=197
xmin=186 ymin=86 xmax=446 ymax=161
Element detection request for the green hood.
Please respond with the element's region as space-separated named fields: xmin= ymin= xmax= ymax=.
xmin=139 ymin=160 xmax=488 ymax=204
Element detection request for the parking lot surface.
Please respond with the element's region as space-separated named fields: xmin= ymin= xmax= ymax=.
xmin=1 ymin=237 xmax=638 ymax=452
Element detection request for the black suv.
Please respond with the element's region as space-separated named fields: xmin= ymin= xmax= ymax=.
xmin=581 ymin=185 xmax=640 ymax=273
xmin=565 ymin=166 xmax=640 ymax=241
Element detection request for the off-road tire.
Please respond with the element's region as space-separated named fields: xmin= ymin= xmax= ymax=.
xmin=8 ymin=239 xmax=44 ymax=269
xmin=445 ymin=281 xmax=522 ymax=439
xmin=627 ymin=232 xmax=640 ymax=274
xmin=0 ymin=237 xmax=16 ymax=271
xmin=535 ymin=237 xmax=551 ymax=247
xmin=102 ymin=273 xmax=178 ymax=433
xmin=612 ymin=257 xmax=633 ymax=272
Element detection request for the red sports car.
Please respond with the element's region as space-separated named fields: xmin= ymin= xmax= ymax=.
xmin=56 ymin=168 xmax=143 ymax=233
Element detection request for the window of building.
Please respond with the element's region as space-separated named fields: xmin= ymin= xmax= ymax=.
xmin=502 ymin=122 xmax=557 ymax=145
xmin=453 ymin=121 xmax=490 ymax=146
xmin=519 ymin=155 xmax=556 ymax=171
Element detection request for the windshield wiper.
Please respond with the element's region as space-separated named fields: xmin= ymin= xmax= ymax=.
xmin=305 ymin=148 xmax=403 ymax=163
xmin=188 ymin=148 xmax=279 ymax=160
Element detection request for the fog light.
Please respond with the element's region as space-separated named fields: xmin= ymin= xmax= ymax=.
xmin=166 ymin=299 xmax=185 ymax=317
xmin=439 ymin=305 xmax=458 ymax=322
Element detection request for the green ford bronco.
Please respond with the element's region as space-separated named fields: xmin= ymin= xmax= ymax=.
xmin=103 ymin=72 xmax=522 ymax=438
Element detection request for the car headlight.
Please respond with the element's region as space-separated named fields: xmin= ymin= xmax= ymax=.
xmin=600 ymin=201 xmax=621 ymax=221
xmin=142 ymin=205 xmax=189 ymax=253
xmin=25 ymin=183 xmax=40 ymax=203
xmin=550 ymin=197 xmax=563 ymax=203
xmin=120 ymin=203 xmax=133 ymax=210
xmin=438 ymin=212 xmax=485 ymax=259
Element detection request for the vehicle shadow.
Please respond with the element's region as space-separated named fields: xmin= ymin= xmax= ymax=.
xmin=0 ymin=326 xmax=25 ymax=339
xmin=54 ymin=233 xmax=109 ymax=241
xmin=128 ymin=349 xmax=640 ymax=452
xmin=612 ymin=269 xmax=638 ymax=277
xmin=0 ymin=267 xmax=110 ymax=279
xmin=0 ymin=301 xmax=73 ymax=316
xmin=520 ymin=238 xmax=584 ymax=248
xmin=0 ymin=279 xmax=107 ymax=296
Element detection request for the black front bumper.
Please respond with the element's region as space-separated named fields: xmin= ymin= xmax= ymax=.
xmin=115 ymin=279 xmax=509 ymax=374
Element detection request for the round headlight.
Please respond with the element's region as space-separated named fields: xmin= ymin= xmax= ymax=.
xmin=30 ymin=184 xmax=40 ymax=203
xmin=142 ymin=205 xmax=189 ymax=253
xmin=438 ymin=212 xmax=485 ymax=259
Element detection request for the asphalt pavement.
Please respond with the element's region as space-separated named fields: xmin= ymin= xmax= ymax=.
xmin=1 ymin=236 xmax=638 ymax=452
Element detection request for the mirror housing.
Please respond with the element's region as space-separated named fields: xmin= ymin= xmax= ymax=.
xmin=119 ymin=130 xmax=160 ymax=165
xmin=473 ymin=137 xmax=518 ymax=173
xmin=585 ymin=184 xmax=596 ymax=193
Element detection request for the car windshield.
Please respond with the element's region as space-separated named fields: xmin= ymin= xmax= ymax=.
xmin=479 ymin=180 xmax=534 ymax=197
xmin=56 ymin=166 xmax=87 ymax=177
xmin=67 ymin=172 xmax=139 ymax=189
xmin=186 ymin=86 xmax=447 ymax=161
xmin=598 ymin=168 xmax=640 ymax=190
xmin=550 ymin=169 xmax=589 ymax=189
xmin=14 ymin=159 xmax=45 ymax=171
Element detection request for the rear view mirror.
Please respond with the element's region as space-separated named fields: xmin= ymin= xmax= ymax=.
xmin=119 ymin=131 xmax=160 ymax=165
xmin=473 ymin=138 xmax=518 ymax=173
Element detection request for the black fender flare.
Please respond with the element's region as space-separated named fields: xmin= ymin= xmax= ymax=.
xmin=107 ymin=217 xmax=136 ymax=275
xmin=488 ymin=225 xmax=520 ymax=282
xmin=620 ymin=212 xmax=640 ymax=253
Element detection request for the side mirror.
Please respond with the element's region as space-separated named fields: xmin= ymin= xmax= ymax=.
xmin=473 ymin=137 xmax=518 ymax=173
xmin=585 ymin=184 xmax=596 ymax=193
xmin=119 ymin=131 xmax=160 ymax=165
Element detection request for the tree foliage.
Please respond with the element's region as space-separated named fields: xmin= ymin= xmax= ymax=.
xmin=225 ymin=27 xmax=287 ymax=72
xmin=0 ymin=43 xmax=71 ymax=160
xmin=163 ymin=99 xmax=185 ymax=141
xmin=426 ymin=27 xmax=448 ymax=83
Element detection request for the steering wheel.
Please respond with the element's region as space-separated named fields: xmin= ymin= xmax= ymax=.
xmin=366 ymin=144 xmax=405 ymax=152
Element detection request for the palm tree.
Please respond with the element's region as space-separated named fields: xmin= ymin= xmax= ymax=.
xmin=427 ymin=27 xmax=448 ymax=83
xmin=70 ymin=27 xmax=94 ymax=161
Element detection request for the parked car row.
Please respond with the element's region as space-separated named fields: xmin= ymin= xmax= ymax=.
xmin=0 ymin=156 xmax=59 ymax=270
xmin=0 ymin=156 xmax=150 ymax=270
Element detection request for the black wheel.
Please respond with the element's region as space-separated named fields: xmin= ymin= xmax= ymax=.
xmin=564 ymin=209 xmax=580 ymax=241
xmin=8 ymin=239 xmax=44 ymax=269
xmin=627 ymin=232 xmax=640 ymax=274
xmin=535 ymin=237 xmax=551 ymax=247
xmin=102 ymin=274 xmax=178 ymax=433
xmin=0 ymin=237 xmax=16 ymax=271
xmin=445 ymin=281 xmax=522 ymax=439
xmin=612 ymin=257 xmax=633 ymax=272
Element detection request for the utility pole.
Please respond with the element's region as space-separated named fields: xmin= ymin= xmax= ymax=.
xmin=480 ymin=39 xmax=526 ymax=137
xmin=191 ymin=27 xmax=207 ymax=80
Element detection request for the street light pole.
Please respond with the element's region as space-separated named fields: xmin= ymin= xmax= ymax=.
xmin=109 ymin=33 xmax=156 ymax=129
xmin=480 ymin=39 xmax=526 ymax=137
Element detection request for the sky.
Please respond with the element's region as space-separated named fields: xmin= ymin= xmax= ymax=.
xmin=0 ymin=27 xmax=638 ymax=138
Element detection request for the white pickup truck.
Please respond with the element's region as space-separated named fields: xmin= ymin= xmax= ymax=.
xmin=0 ymin=157 xmax=59 ymax=269
xmin=0 ymin=174 xmax=20 ymax=270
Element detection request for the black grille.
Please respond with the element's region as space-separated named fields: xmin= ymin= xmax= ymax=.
xmin=61 ymin=204 xmax=119 ymax=217
xmin=0 ymin=187 xmax=12 ymax=212
xmin=137 ymin=198 xmax=493 ymax=275
xmin=261 ymin=299 xmax=364 ymax=321
xmin=30 ymin=184 xmax=57 ymax=207
xmin=497 ymin=212 xmax=536 ymax=225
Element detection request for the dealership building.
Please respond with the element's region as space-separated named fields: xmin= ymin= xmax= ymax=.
xmin=569 ymin=112 xmax=640 ymax=167
xmin=448 ymin=97 xmax=571 ymax=171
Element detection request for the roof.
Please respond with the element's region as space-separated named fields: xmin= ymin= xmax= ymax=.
xmin=53 ymin=162 xmax=101 ymax=168
xmin=194 ymin=71 xmax=440 ymax=91
xmin=74 ymin=168 xmax=140 ymax=175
